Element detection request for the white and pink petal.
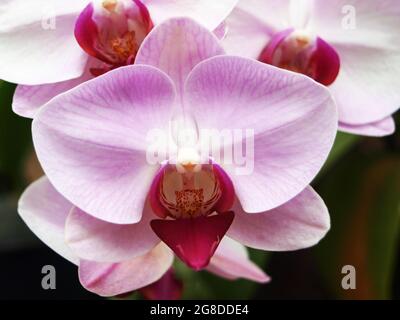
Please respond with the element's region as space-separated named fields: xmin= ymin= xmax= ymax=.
xmin=18 ymin=176 xmax=78 ymax=265
xmin=329 ymin=46 xmax=400 ymax=125
xmin=227 ymin=187 xmax=330 ymax=251
xmin=33 ymin=65 xmax=176 ymax=224
xmin=143 ymin=0 xmax=239 ymax=31
xmin=185 ymin=56 xmax=337 ymax=213
xmin=136 ymin=17 xmax=224 ymax=99
xmin=13 ymin=58 xmax=98 ymax=118
xmin=65 ymin=202 xmax=160 ymax=263
xmin=79 ymin=243 xmax=174 ymax=297
xmin=207 ymin=237 xmax=270 ymax=283
xmin=0 ymin=0 xmax=88 ymax=84
xmin=339 ymin=117 xmax=396 ymax=137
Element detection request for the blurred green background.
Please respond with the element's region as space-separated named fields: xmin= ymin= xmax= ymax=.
xmin=1 ymin=80 xmax=399 ymax=300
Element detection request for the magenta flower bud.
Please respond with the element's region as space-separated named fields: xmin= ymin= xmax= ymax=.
xmin=140 ymin=268 xmax=183 ymax=300
xmin=75 ymin=0 xmax=153 ymax=75
xmin=259 ymin=29 xmax=340 ymax=86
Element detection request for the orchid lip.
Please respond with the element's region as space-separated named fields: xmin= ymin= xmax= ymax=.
xmin=149 ymin=162 xmax=235 ymax=220
xmin=259 ymin=28 xmax=341 ymax=86
xmin=151 ymin=212 xmax=235 ymax=271
xmin=74 ymin=0 xmax=154 ymax=75
xmin=148 ymin=161 xmax=235 ymax=270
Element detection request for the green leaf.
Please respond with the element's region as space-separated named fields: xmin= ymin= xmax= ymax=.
xmin=318 ymin=132 xmax=360 ymax=178
xmin=0 ymin=81 xmax=32 ymax=190
xmin=314 ymin=153 xmax=400 ymax=299
xmin=0 ymin=194 xmax=38 ymax=251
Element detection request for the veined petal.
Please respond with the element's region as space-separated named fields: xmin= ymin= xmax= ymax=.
xmin=223 ymin=6 xmax=272 ymax=59
xmin=185 ymin=56 xmax=337 ymax=213
xmin=0 ymin=0 xmax=87 ymax=29
xmin=214 ymin=22 xmax=228 ymax=40
xmin=33 ymin=65 xmax=176 ymax=224
xmin=288 ymin=0 xmax=313 ymax=30
xmin=309 ymin=1 xmax=400 ymax=125
xmin=309 ymin=0 xmax=400 ymax=49
xmin=339 ymin=117 xmax=396 ymax=137
xmin=231 ymin=0 xmax=291 ymax=32
xmin=13 ymin=59 xmax=98 ymax=119
xmin=207 ymin=237 xmax=270 ymax=283
xmin=330 ymin=45 xmax=400 ymax=125
xmin=0 ymin=0 xmax=88 ymax=84
xmin=142 ymin=0 xmax=239 ymax=31
xmin=227 ymin=187 xmax=330 ymax=251
xmin=79 ymin=243 xmax=174 ymax=297
xmin=65 ymin=202 xmax=159 ymax=263
xmin=18 ymin=176 xmax=78 ymax=265
xmin=136 ymin=18 xmax=224 ymax=100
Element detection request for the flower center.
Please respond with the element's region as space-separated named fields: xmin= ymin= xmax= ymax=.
xmin=75 ymin=0 xmax=153 ymax=76
xmin=149 ymin=162 xmax=235 ymax=270
xmin=259 ymin=29 xmax=340 ymax=86
xmin=158 ymin=164 xmax=222 ymax=219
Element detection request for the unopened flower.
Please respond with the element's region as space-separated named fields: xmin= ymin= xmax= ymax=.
xmin=0 ymin=0 xmax=237 ymax=117
xmin=20 ymin=18 xmax=336 ymax=296
xmin=140 ymin=268 xmax=183 ymax=300
xmin=223 ymin=0 xmax=400 ymax=136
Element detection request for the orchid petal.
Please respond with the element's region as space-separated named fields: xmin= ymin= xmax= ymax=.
xmin=136 ymin=18 xmax=224 ymax=100
xmin=142 ymin=0 xmax=238 ymax=31
xmin=33 ymin=65 xmax=176 ymax=224
xmin=208 ymin=237 xmax=270 ymax=283
xmin=13 ymin=59 xmax=97 ymax=118
xmin=0 ymin=0 xmax=88 ymax=84
xmin=227 ymin=187 xmax=330 ymax=251
xmin=232 ymin=0 xmax=291 ymax=32
xmin=65 ymin=202 xmax=159 ymax=263
xmin=223 ymin=7 xmax=272 ymax=59
xmin=185 ymin=56 xmax=337 ymax=213
xmin=310 ymin=0 xmax=400 ymax=49
xmin=18 ymin=176 xmax=78 ymax=265
xmin=339 ymin=117 xmax=396 ymax=137
xmin=309 ymin=1 xmax=400 ymax=125
xmin=79 ymin=243 xmax=173 ymax=297
xmin=140 ymin=268 xmax=183 ymax=300
xmin=329 ymin=45 xmax=400 ymax=125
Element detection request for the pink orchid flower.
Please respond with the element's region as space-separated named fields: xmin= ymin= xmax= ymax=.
xmin=19 ymin=18 xmax=337 ymax=297
xmin=223 ymin=0 xmax=400 ymax=137
xmin=0 ymin=0 xmax=238 ymax=117
xmin=139 ymin=268 xmax=183 ymax=300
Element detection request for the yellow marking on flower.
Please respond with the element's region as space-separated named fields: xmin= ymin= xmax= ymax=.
xmin=102 ymin=0 xmax=118 ymax=12
xmin=110 ymin=31 xmax=138 ymax=60
xmin=175 ymin=189 xmax=205 ymax=217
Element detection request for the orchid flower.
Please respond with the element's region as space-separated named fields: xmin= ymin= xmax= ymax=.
xmin=0 ymin=0 xmax=238 ymax=117
xmin=19 ymin=18 xmax=337 ymax=297
xmin=223 ymin=0 xmax=400 ymax=137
